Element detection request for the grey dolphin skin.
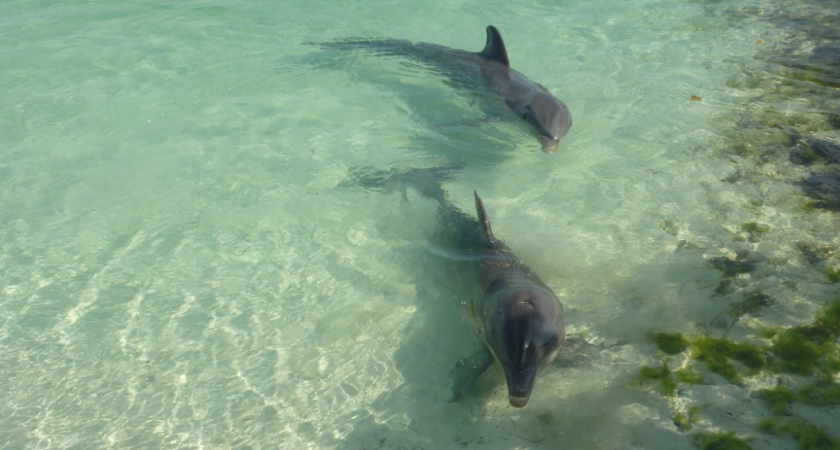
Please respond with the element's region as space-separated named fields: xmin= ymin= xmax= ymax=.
xmin=352 ymin=166 xmax=566 ymax=407
xmin=319 ymin=26 xmax=572 ymax=153
xmin=468 ymin=191 xmax=566 ymax=407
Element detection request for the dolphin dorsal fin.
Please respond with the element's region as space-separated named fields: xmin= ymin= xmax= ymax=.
xmin=479 ymin=25 xmax=509 ymax=66
xmin=474 ymin=190 xmax=498 ymax=247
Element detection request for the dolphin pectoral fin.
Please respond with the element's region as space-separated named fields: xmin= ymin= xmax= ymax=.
xmin=449 ymin=347 xmax=494 ymax=403
xmin=478 ymin=26 xmax=509 ymax=66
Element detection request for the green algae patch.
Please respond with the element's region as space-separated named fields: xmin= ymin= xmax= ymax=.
xmin=800 ymin=200 xmax=820 ymax=213
xmin=815 ymin=300 xmax=840 ymax=336
xmin=768 ymin=299 xmax=840 ymax=376
xmin=637 ymin=363 xmax=677 ymax=396
xmin=769 ymin=329 xmax=826 ymax=375
xmin=759 ymin=417 xmax=840 ymax=450
xmin=648 ymin=332 xmax=690 ymax=355
xmin=797 ymin=380 xmax=840 ymax=406
xmin=729 ymin=290 xmax=776 ymax=319
xmin=642 ymin=299 xmax=840 ymax=442
xmin=675 ymin=368 xmax=704 ymax=385
xmin=691 ymin=431 xmax=754 ymax=450
xmin=674 ymin=405 xmax=700 ymax=432
xmin=827 ymin=267 xmax=840 ymax=284
xmin=762 ymin=386 xmax=796 ymax=415
xmin=761 ymin=379 xmax=840 ymax=415
xmin=740 ymin=222 xmax=770 ymax=234
xmin=691 ymin=336 xmax=765 ymax=383
xmin=642 ymin=300 xmax=840 ymax=385
xmin=759 ymin=328 xmax=778 ymax=339
xmin=782 ymin=415 xmax=840 ymax=450
xmin=635 ymin=365 xmax=703 ymax=397
xmin=708 ymin=251 xmax=761 ymax=277
xmin=758 ymin=417 xmax=781 ymax=434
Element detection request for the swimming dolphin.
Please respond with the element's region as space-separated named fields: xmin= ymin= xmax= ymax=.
xmin=352 ymin=166 xmax=566 ymax=407
xmin=319 ymin=26 xmax=572 ymax=153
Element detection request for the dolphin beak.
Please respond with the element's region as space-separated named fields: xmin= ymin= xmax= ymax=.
xmin=504 ymin=366 xmax=538 ymax=408
xmin=540 ymin=136 xmax=559 ymax=154
xmin=509 ymin=394 xmax=531 ymax=408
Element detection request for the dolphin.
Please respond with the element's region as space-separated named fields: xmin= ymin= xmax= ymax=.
xmin=352 ymin=166 xmax=566 ymax=407
xmin=319 ymin=26 xmax=572 ymax=153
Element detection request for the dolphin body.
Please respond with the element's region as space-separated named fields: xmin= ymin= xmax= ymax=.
xmin=353 ymin=166 xmax=566 ymax=407
xmin=319 ymin=26 xmax=572 ymax=153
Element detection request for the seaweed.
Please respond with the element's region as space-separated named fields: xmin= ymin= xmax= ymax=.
xmin=814 ymin=300 xmax=840 ymax=336
xmin=740 ymin=222 xmax=770 ymax=235
xmin=674 ymin=368 xmax=704 ymax=385
xmin=708 ymin=250 xmax=764 ymax=277
xmin=729 ymin=290 xmax=776 ymax=319
xmin=797 ymin=379 xmax=840 ymax=406
xmin=691 ymin=336 xmax=765 ymax=383
xmin=637 ymin=363 xmax=677 ymax=396
xmin=762 ymin=380 xmax=840 ymax=416
xmin=806 ymin=137 xmax=840 ymax=164
xmin=767 ymin=299 xmax=840 ymax=376
xmin=762 ymin=386 xmax=796 ymax=415
xmin=769 ymin=330 xmax=824 ymax=375
xmin=799 ymin=172 xmax=840 ymax=211
xmin=673 ymin=0 xmax=840 ymax=443
xmin=691 ymin=431 xmax=754 ymax=450
xmin=758 ymin=417 xmax=781 ymax=434
xmin=827 ymin=266 xmax=840 ymax=284
xmin=674 ymin=405 xmax=700 ymax=432
xmin=648 ymin=332 xmax=690 ymax=355
xmin=643 ymin=300 xmax=840 ymax=447
xmin=796 ymin=242 xmax=835 ymax=265
xmin=759 ymin=417 xmax=840 ymax=450
xmin=781 ymin=420 xmax=840 ymax=450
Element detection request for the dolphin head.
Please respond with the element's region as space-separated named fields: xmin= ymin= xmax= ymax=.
xmin=483 ymin=286 xmax=565 ymax=407
xmin=507 ymin=91 xmax=572 ymax=153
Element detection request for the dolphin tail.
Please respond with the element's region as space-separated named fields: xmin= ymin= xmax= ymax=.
xmin=348 ymin=163 xmax=464 ymax=202
xmin=473 ymin=191 xmax=498 ymax=247
xmin=478 ymin=25 xmax=510 ymax=67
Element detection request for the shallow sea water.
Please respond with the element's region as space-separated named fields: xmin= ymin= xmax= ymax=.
xmin=1 ymin=0 xmax=839 ymax=449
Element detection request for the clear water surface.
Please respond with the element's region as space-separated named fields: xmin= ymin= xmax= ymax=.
xmin=1 ymin=0 xmax=839 ymax=448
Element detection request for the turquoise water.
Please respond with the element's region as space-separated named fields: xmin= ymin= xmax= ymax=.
xmin=2 ymin=0 xmax=839 ymax=448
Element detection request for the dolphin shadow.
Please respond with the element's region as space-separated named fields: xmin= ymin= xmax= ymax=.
xmin=286 ymin=47 xmax=528 ymax=167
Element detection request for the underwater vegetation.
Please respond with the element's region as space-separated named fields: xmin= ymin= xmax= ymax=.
xmin=691 ymin=431 xmax=753 ymax=450
xmin=641 ymin=1 xmax=840 ymax=448
xmin=794 ymin=137 xmax=840 ymax=211
xmin=800 ymin=173 xmax=840 ymax=211
xmin=706 ymin=250 xmax=771 ymax=301
xmin=759 ymin=417 xmax=840 ymax=450
xmin=647 ymin=332 xmax=689 ymax=355
xmin=714 ymin=3 xmax=840 ymax=211
xmin=644 ymin=299 xmax=840 ymax=381
xmin=708 ymin=250 xmax=763 ymax=279
xmin=638 ymin=299 xmax=840 ymax=449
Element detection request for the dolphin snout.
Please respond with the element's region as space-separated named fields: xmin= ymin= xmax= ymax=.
xmin=509 ymin=394 xmax=531 ymax=408
xmin=505 ymin=366 xmax=538 ymax=408
xmin=540 ymin=135 xmax=559 ymax=154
